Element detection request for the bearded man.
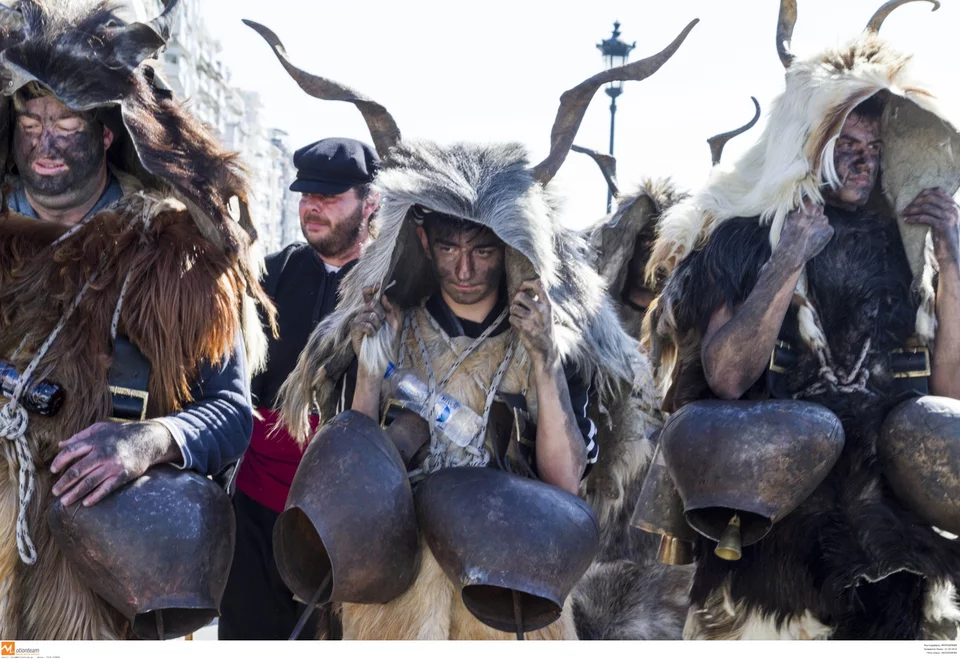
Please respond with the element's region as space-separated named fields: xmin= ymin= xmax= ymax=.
xmin=219 ymin=137 xmax=379 ymax=640
xmin=0 ymin=0 xmax=269 ymax=640
xmin=648 ymin=0 xmax=960 ymax=640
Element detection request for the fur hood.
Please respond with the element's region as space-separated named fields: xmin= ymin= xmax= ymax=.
xmin=649 ymin=1 xmax=960 ymax=390
xmin=242 ymin=18 xmax=699 ymax=442
xmin=0 ymin=0 xmax=272 ymax=369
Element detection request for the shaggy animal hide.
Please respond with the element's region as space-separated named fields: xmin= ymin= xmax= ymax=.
xmin=0 ymin=193 xmax=252 ymax=639
xmin=649 ymin=34 xmax=960 ymax=395
xmin=663 ymin=207 xmax=960 ymax=640
xmin=0 ymin=0 xmax=272 ymax=372
xmin=583 ymin=178 xmax=687 ymax=339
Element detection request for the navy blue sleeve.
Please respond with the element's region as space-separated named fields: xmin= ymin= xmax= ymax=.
xmin=155 ymin=333 xmax=254 ymax=475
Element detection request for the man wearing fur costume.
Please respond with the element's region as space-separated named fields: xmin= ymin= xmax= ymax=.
xmin=248 ymin=16 xmax=698 ymax=640
xmin=0 ymin=0 xmax=269 ymax=639
xmin=648 ymin=0 xmax=960 ymax=640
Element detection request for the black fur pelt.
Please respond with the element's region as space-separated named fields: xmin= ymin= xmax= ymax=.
xmin=670 ymin=207 xmax=960 ymax=639
xmin=573 ymin=466 xmax=694 ymax=640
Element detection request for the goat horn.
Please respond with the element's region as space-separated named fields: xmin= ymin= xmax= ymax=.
xmin=531 ymin=18 xmax=698 ymax=187
xmin=777 ymin=0 xmax=797 ymax=69
xmin=144 ymin=0 xmax=181 ymax=43
xmin=707 ymin=97 xmax=761 ymax=166
xmin=243 ymin=19 xmax=400 ymax=159
xmin=571 ymin=145 xmax=619 ymax=198
xmin=865 ymin=0 xmax=939 ymax=33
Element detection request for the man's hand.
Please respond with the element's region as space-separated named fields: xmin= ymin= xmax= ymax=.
xmin=349 ymin=284 xmax=400 ymax=355
xmin=50 ymin=421 xmax=180 ymax=507
xmin=903 ymin=188 xmax=960 ymax=267
xmin=510 ymin=279 xmax=558 ymax=370
xmin=776 ymin=199 xmax=833 ymax=267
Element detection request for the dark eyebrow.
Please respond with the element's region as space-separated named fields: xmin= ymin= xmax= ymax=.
xmin=472 ymin=241 xmax=502 ymax=249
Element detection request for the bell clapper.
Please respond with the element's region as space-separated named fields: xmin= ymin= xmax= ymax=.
xmin=155 ymin=609 xmax=164 ymax=641
xmin=288 ymin=572 xmax=333 ymax=641
xmin=513 ymin=590 xmax=525 ymax=641
xmin=714 ymin=513 xmax=743 ymax=561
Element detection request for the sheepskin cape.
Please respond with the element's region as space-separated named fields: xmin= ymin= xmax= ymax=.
xmin=649 ymin=34 xmax=960 ymax=395
xmin=280 ymin=140 xmax=644 ymax=444
xmin=0 ymin=0 xmax=270 ymax=639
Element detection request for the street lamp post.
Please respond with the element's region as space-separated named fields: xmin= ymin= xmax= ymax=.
xmin=597 ymin=21 xmax=635 ymax=213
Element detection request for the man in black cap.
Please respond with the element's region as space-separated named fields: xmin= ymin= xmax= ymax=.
xmin=218 ymin=137 xmax=380 ymax=640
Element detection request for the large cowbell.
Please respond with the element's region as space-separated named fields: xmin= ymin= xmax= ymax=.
xmin=48 ymin=466 xmax=235 ymax=640
xmin=659 ymin=400 xmax=844 ymax=552
xmin=415 ymin=467 xmax=599 ymax=633
xmin=272 ymin=410 xmax=420 ymax=606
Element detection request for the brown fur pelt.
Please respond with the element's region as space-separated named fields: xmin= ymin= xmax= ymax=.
xmin=0 ymin=193 xmax=252 ymax=639
xmin=0 ymin=0 xmax=274 ymax=372
xmin=339 ymin=536 xmax=576 ymax=640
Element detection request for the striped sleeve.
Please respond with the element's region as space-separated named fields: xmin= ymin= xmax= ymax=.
xmin=564 ymin=363 xmax=599 ymax=478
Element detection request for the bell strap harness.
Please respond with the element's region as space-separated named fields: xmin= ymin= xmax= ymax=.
xmin=768 ymin=336 xmax=930 ymax=399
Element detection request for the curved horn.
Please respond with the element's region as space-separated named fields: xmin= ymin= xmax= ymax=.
xmin=865 ymin=0 xmax=940 ymax=33
xmin=571 ymin=145 xmax=619 ymax=198
xmin=777 ymin=0 xmax=798 ymax=69
xmin=531 ymin=18 xmax=698 ymax=187
xmin=144 ymin=0 xmax=181 ymax=43
xmin=243 ymin=19 xmax=400 ymax=158
xmin=707 ymin=97 xmax=761 ymax=166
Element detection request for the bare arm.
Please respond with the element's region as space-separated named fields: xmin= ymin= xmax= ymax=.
xmin=511 ymin=279 xmax=585 ymax=494
xmin=902 ymin=189 xmax=960 ymax=398
xmin=701 ymin=202 xmax=833 ymax=400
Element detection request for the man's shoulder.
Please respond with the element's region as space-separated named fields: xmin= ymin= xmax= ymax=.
xmin=266 ymin=242 xmax=311 ymax=266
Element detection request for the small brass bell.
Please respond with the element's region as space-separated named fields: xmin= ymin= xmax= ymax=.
xmin=657 ymin=534 xmax=694 ymax=565
xmin=714 ymin=514 xmax=742 ymax=561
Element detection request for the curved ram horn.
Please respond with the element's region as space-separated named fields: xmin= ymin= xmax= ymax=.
xmin=777 ymin=0 xmax=798 ymax=69
xmin=707 ymin=96 xmax=761 ymax=166
xmin=531 ymin=18 xmax=698 ymax=187
xmin=243 ymin=19 xmax=401 ymax=159
xmin=144 ymin=0 xmax=181 ymax=43
xmin=571 ymin=145 xmax=619 ymax=198
xmin=865 ymin=0 xmax=940 ymax=33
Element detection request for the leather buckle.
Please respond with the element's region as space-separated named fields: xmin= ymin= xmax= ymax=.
xmin=108 ymin=385 xmax=149 ymax=423
xmin=890 ymin=343 xmax=931 ymax=379
xmin=769 ymin=340 xmax=794 ymax=374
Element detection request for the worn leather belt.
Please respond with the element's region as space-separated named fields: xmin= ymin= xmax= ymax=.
xmin=767 ymin=337 xmax=930 ymax=398
xmin=107 ymin=334 xmax=151 ymax=422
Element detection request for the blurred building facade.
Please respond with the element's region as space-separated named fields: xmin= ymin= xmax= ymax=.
xmin=126 ymin=0 xmax=301 ymax=253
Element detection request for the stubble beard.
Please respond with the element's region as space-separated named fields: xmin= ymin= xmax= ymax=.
xmin=305 ymin=204 xmax=364 ymax=259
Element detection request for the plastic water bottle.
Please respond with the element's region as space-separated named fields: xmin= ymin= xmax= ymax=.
xmin=383 ymin=362 xmax=483 ymax=447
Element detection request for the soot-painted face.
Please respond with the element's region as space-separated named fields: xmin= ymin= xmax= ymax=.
xmin=823 ymin=110 xmax=883 ymax=212
xmin=417 ymin=214 xmax=506 ymax=308
xmin=13 ymin=95 xmax=111 ymax=203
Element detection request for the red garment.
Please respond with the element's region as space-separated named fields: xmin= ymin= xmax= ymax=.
xmin=235 ymin=407 xmax=318 ymax=513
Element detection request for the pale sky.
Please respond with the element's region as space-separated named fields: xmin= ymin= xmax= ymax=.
xmin=198 ymin=0 xmax=959 ymax=230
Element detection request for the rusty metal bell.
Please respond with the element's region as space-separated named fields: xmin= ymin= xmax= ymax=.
xmin=631 ymin=443 xmax=696 ymax=565
xmin=879 ymin=396 xmax=960 ymax=536
xmin=660 ymin=400 xmax=845 ymax=547
xmin=48 ymin=465 xmax=235 ymax=640
xmin=415 ymin=467 xmax=599 ymax=634
xmin=273 ymin=410 xmax=420 ymax=606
